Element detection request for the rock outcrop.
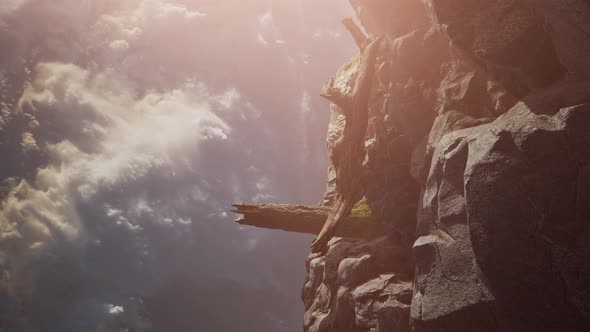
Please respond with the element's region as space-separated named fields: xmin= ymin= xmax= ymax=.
xmin=303 ymin=236 xmax=413 ymax=332
xmin=233 ymin=0 xmax=590 ymax=331
xmin=231 ymin=203 xmax=384 ymax=239
xmin=413 ymin=102 xmax=590 ymax=331
xmin=303 ymin=0 xmax=590 ymax=331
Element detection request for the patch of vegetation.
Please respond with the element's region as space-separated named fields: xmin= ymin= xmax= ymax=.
xmin=350 ymin=197 xmax=380 ymax=224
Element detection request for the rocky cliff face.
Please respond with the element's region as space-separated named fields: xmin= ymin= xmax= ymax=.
xmin=303 ymin=0 xmax=590 ymax=331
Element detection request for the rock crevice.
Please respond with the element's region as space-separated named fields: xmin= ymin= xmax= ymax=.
xmin=233 ymin=0 xmax=590 ymax=330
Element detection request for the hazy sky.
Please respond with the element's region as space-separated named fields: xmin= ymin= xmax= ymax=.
xmin=0 ymin=1 xmax=355 ymax=331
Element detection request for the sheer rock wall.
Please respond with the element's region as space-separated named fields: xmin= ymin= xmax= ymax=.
xmin=303 ymin=1 xmax=590 ymax=331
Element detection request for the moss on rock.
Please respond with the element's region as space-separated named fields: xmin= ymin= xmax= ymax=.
xmin=351 ymin=197 xmax=379 ymax=224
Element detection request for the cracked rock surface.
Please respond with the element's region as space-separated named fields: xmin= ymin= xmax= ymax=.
xmin=303 ymin=237 xmax=412 ymax=332
xmin=414 ymin=102 xmax=590 ymax=331
xmin=302 ymin=0 xmax=590 ymax=331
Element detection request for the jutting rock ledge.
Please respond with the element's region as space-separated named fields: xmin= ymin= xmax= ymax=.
xmin=232 ymin=199 xmax=385 ymax=239
xmin=232 ymin=0 xmax=590 ymax=331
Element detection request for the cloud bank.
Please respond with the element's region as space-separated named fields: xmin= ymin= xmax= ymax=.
xmin=0 ymin=0 xmax=355 ymax=331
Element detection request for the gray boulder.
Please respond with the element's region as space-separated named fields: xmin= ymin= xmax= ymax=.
xmin=412 ymin=102 xmax=590 ymax=331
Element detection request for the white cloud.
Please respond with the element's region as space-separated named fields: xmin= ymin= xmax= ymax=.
xmin=122 ymin=26 xmax=143 ymax=39
xmin=200 ymin=126 xmax=229 ymax=141
xmin=214 ymin=87 xmax=241 ymax=110
xmin=156 ymin=2 xmax=207 ymax=19
xmin=21 ymin=131 xmax=39 ymax=152
xmin=13 ymin=62 xmax=234 ymax=209
xmin=0 ymin=175 xmax=82 ymax=251
xmin=96 ymin=0 xmax=207 ymax=46
xmin=0 ymin=0 xmax=355 ymax=330
xmin=15 ymin=60 xmax=233 ymax=201
xmin=255 ymin=176 xmax=271 ymax=191
xmin=109 ymin=39 xmax=130 ymax=50
xmin=252 ymin=176 xmax=274 ymax=202
xmin=1 ymin=62 xmax=239 ymax=328
xmin=18 ymin=63 xmax=231 ymax=190
xmin=107 ymin=305 xmax=125 ymax=315
xmin=178 ymin=218 xmax=192 ymax=225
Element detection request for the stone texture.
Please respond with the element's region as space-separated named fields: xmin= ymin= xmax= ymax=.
xmin=412 ymin=103 xmax=590 ymax=331
xmin=302 ymin=0 xmax=590 ymax=331
xmin=322 ymin=21 xmax=514 ymax=246
xmin=424 ymin=0 xmax=566 ymax=95
xmin=303 ymin=237 xmax=412 ymax=332
xmin=348 ymin=0 xmax=430 ymax=38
